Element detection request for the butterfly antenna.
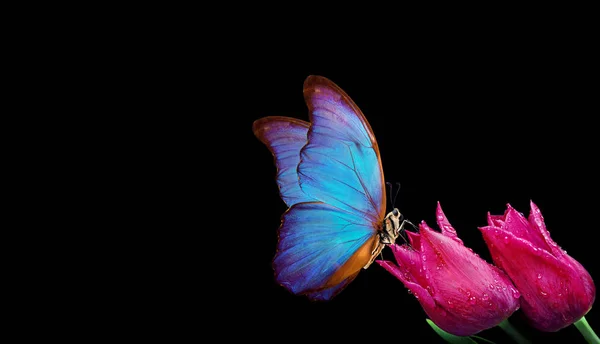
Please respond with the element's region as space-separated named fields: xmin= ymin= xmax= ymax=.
xmin=392 ymin=182 xmax=401 ymax=208
xmin=385 ymin=182 xmax=393 ymax=209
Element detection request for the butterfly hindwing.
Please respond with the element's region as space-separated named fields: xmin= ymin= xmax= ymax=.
xmin=274 ymin=202 xmax=376 ymax=298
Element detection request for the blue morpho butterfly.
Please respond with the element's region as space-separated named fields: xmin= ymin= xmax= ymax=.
xmin=253 ymin=75 xmax=405 ymax=301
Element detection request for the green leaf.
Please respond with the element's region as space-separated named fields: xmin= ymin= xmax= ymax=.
xmin=426 ymin=319 xmax=478 ymax=344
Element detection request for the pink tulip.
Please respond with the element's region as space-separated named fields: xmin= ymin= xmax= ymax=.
xmin=479 ymin=201 xmax=595 ymax=332
xmin=377 ymin=202 xmax=520 ymax=336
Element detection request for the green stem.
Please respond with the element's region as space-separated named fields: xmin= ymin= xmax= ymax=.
xmin=471 ymin=335 xmax=496 ymax=344
xmin=574 ymin=316 xmax=600 ymax=344
xmin=498 ymin=319 xmax=531 ymax=344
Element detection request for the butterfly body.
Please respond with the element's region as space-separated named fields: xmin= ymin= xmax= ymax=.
xmin=254 ymin=76 xmax=402 ymax=301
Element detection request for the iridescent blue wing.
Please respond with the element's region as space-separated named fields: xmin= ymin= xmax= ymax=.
xmin=256 ymin=76 xmax=387 ymax=301
xmin=299 ymin=75 xmax=386 ymax=223
xmin=274 ymin=202 xmax=377 ymax=299
xmin=252 ymin=117 xmax=315 ymax=207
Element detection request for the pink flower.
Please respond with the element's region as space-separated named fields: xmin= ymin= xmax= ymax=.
xmin=479 ymin=201 xmax=596 ymax=332
xmin=377 ymin=202 xmax=520 ymax=336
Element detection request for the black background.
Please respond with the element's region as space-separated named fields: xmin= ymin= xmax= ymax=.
xmin=232 ymin=54 xmax=598 ymax=343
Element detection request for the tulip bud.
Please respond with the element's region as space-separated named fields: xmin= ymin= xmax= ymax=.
xmin=479 ymin=201 xmax=595 ymax=332
xmin=378 ymin=202 xmax=520 ymax=336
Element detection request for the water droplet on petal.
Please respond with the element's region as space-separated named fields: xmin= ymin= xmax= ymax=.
xmin=537 ymin=273 xmax=542 ymax=279
xmin=426 ymin=285 xmax=434 ymax=295
xmin=482 ymin=293 xmax=489 ymax=301
xmin=489 ymin=284 xmax=495 ymax=290
xmin=407 ymin=289 xmax=413 ymax=295
xmin=511 ymin=288 xmax=521 ymax=298
xmin=447 ymin=300 xmax=454 ymax=308
xmin=540 ymin=290 xmax=548 ymax=297
xmin=469 ymin=296 xmax=477 ymax=304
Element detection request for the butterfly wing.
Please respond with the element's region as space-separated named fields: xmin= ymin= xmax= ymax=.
xmin=274 ymin=202 xmax=378 ymax=299
xmin=271 ymin=76 xmax=387 ymax=300
xmin=298 ymin=76 xmax=386 ymax=223
xmin=252 ymin=117 xmax=314 ymax=207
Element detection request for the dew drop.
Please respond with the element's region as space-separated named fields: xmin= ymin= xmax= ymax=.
xmin=537 ymin=273 xmax=542 ymax=279
xmin=407 ymin=289 xmax=413 ymax=295
xmin=482 ymin=293 xmax=490 ymax=301
xmin=504 ymin=236 xmax=509 ymax=243
xmin=427 ymin=285 xmax=434 ymax=295
xmin=447 ymin=300 xmax=454 ymax=308
xmin=489 ymin=284 xmax=495 ymax=290
xmin=422 ymin=255 xmax=427 ymax=261
xmin=469 ymin=296 xmax=477 ymax=304
xmin=540 ymin=290 xmax=548 ymax=297
xmin=511 ymin=288 xmax=521 ymax=298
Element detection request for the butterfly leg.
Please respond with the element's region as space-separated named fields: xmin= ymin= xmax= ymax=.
xmin=364 ymin=239 xmax=385 ymax=269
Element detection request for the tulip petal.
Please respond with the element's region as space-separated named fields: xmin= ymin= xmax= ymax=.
xmin=388 ymin=244 xmax=427 ymax=287
xmin=435 ymin=202 xmax=459 ymax=241
xmin=480 ymin=226 xmax=595 ymax=331
xmin=420 ymin=223 xmax=518 ymax=314
xmin=528 ymin=201 xmax=564 ymax=258
xmin=406 ymin=230 xmax=421 ymax=249
xmin=487 ymin=212 xmax=505 ymax=227
xmin=503 ymin=205 xmax=551 ymax=252
xmin=376 ymin=260 xmax=437 ymax=312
